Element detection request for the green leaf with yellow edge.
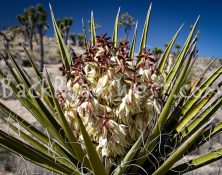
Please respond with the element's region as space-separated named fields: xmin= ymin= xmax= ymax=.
xmin=132 ymin=35 xmax=195 ymax=172
xmin=112 ymin=7 xmax=120 ymax=48
xmin=0 ymin=130 xmax=74 ymax=175
xmin=82 ymin=18 xmax=89 ymax=50
xmin=129 ymin=20 xmax=138 ymax=58
xmin=168 ymin=147 xmax=222 ymax=174
xmin=158 ymin=24 xmax=184 ymax=72
xmin=0 ymin=70 xmax=76 ymax=158
xmin=138 ymin=3 xmax=152 ymax=58
xmin=175 ymin=65 xmax=222 ymax=123
xmin=0 ymin=101 xmax=77 ymax=165
xmin=22 ymin=44 xmax=42 ymax=79
xmin=22 ymin=44 xmax=54 ymax=108
xmin=49 ymin=4 xmax=70 ymax=71
xmin=176 ymin=81 xmax=222 ymax=132
xmin=163 ymin=16 xmax=200 ymax=95
xmin=180 ymin=93 xmax=222 ymax=138
xmin=0 ymin=115 xmax=79 ymax=173
xmin=45 ymin=70 xmax=91 ymax=170
xmin=190 ymin=58 xmax=216 ymax=93
xmin=186 ymin=122 xmax=222 ymax=154
xmin=91 ymin=11 xmax=97 ymax=46
xmin=76 ymin=114 xmax=107 ymax=175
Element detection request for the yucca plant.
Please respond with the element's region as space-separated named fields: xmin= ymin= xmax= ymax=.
xmin=1 ymin=3 xmax=222 ymax=175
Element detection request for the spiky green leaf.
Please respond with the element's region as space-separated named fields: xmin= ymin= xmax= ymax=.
xmin=163 ymin=16 xmax=200 ymax=95
xmin=129 ymin=20 xmax=138 ymax=58
xmin=112 ymin=7 xmax=120 ymax=47
xmin=49 ymin=4 xmax=70 ymax=71
xmin=0 ymin=130 xmax=74 ymax=175
xmin=169 ymin=147 xmax=222 ymax=174
xmin=45 ymin=70 xmax=91 ymax=169
xmin=138 ymin=3 xmax=152 ymax=58
xmin=90 ymin=11 xmax=96 ymax=46
xmin=76 ymin=114 xmax=107 ymax=175
xmin=158 ymin=24 xmax=183 ymax=72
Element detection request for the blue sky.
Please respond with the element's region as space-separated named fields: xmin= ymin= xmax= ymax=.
xmin=0 ymin=0 xmax=222 ymax=57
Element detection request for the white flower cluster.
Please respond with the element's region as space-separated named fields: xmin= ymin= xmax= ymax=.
xmin=59 ymin=35 xmax=164 ymax=172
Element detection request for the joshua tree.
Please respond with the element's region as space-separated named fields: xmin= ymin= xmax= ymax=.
xmin=35 ymin=4 xmax=48 ymax=72
xmin=17 ymin=15 xmax=29 ymax=43
xmin=87 ymin=20 xmax=101 ymax=34
xmin=119 ymin=12 xmax=136 ymax=41
xmin=153 ymin=47 xmax=163 ymax=55
xmin=33 ymin=31 xmax=39 ymax=44
xmin=56 ymin=17 xmax=73 ymax=44
xmin=69 ymin=33 xmax=76 ymax=45
xmin=17 ymin=7 xmax=38 ymax=51
xmin=77 ymin=33 xmax=84 ymax=47
xmin=175 ymin=44 xmax=181 ymax=53
xmin=164 ymin=42 xmax=169 ymax=48
xmin=26 ymin=7 xmax=38 ymax=51
xmin=17 ymin=4 xmax=48 ymax=71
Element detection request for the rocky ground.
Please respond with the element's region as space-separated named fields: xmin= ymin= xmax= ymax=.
xmin=0 ymin=30 xmax=222 ymax=174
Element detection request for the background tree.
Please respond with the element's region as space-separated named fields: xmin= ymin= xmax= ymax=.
xmin=35 ymin=4 xmax=48 ymax=72
xmin=87 ymin=20 xmax=101 ymax=34
xmin=17 ymin=15 xmax=29 ymax=44
xmin=119 ymin=12 xmax=136 ymax=41
xmin=17 ymin=7 xmax=38 ymax=51
xmin=153 ymin=47 xmax=163 ymax=55
xmin=26 ymin=7 xmax=38 ymax=51
xmin=77 ymin=33 xmax=84 ymax=47
xmin=175 ymin=44 xmax=181 ymax=53
xmin=56 ymin=17 xmax=73 ymax=44
xmin=164 ymin=42 xmax=169 ymax=48
xmin=69 ymin=33 xmax=76 ymax=45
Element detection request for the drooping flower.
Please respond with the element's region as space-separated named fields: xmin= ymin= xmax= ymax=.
xmin=59 ymin=34 xmax=165 ymax=172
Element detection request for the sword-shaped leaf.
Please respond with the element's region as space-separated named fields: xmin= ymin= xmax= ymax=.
xmin=0 ymin=116 xmax=79 ymax=173
xmin=158 ymin=24 xmax=184 ymax=72
xmin=0 ymin=69 xmax=75 ymax=158
xmin=112 ymin=7 xmax=120 ymax=48
xmin=45 ymin=70 xmax=91 ymax=170
xmin=168 ymin=147 xmax=222 ymax=174
xmin=176 ymin=81 xmax=222 ymax=132
xmin=129 ymin=20 xmax=138 ymax=58
xmin=176 ymin=65 xmax=222 ymax=122
xmin=0 ymin=130 xmax=74 ymax=175
xmin=76 ymin=114 xmax=107 ymax=175
xmin=138 ymin=3 xmax=152 ymax=59
xmin=49 ymin=4 xmax=70 ymax=71
xmin=133 ymin=35 xmax=194 ymax=169
xmin=190 ymin=58 xmax=216 ymax=92
xmin=0 ymin=102 xmax=77 ymax=164
xmin=163 ymin=16 xmax=200 ymax=95
xmin=180 ymin=94 xmax=222 ymax=138
xmin=90 ymin=11 xmax=96 ymax=46
xmin=82 ymin=18 xmax=89 ymax=50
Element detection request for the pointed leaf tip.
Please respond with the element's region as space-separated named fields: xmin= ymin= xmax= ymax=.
xmin=138 ymin=2 xmax=152 ymax=60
